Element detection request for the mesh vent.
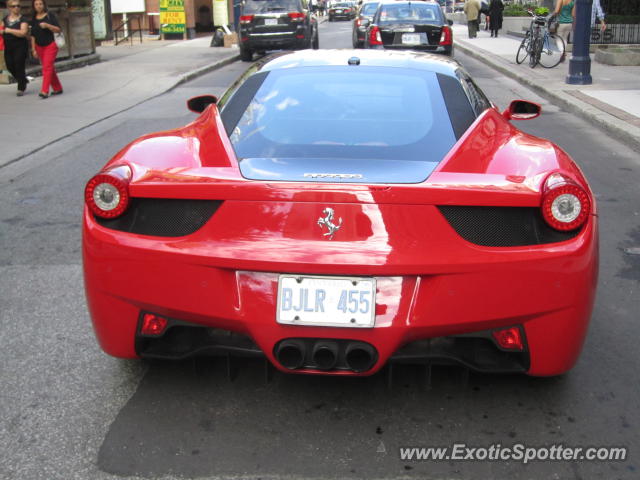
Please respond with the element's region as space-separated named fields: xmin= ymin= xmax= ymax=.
xmin=95 ymin=198 xmax=222 ymax=237
xmin=438 ymin=206 xmax=580 ymax=247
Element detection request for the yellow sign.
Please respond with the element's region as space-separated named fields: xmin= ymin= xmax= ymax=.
xmin=160 ymin=0 xmax=186 ymax=34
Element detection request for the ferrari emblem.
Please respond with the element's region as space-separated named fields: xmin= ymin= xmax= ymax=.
xmin=317 ymin=207 xmax=342 ymax=239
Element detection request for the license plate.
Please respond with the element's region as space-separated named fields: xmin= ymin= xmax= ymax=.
xmin=336 ymin=9 xmax=343 ymax=13
xmin=277 ymin=275 xmax=376 ymax=328
xmin=265 ymin=18 xmax=278 ymax=25
xmin=402 ymin=33 xmax=422 ymax=45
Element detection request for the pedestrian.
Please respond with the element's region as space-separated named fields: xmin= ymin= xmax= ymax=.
xmin=488 ymin=0 xmax=503 ymax=37
xmin=591 ymin=0 xmax=606 ymax=32
xmin=2 ymin=0 xmax=29 ymax=96
xmin=463 ymin=0 xmax=481 ymax=39
xmin=30 ymin=0 xmax=63 ymax=98
xmin=553 ymin=0 xmax=574 ymax=61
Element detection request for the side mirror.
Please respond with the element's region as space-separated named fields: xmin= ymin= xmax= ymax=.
xmin=502 ymin=100 xmax=541 ymax=121
xmin=361 ymin=18 xmax=370 ymax=27
xmin=447 ymin=19 xmax=453 ymax=26
xmin=187 ymin=95 xmax=218 ymax=113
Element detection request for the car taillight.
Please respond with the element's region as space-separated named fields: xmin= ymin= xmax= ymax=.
xmin=541 ymin=173 xmax=590 ymax=231
xmin=355 ymin=18 xmax=361 ymax=26
xmin=369 ymin=25 xmax=382 ymax=45
xmin=492 ymin=326 xmax=524 ymax=351
xmin=344 ymin=8 xmax=351 ymax=12
xmin=288 ymin=12 xmax=306 ymax=22
xmin=85 ymin=165 xmax=131 ymax=219
xmin=439 ymin=25 xmax=452 ymax=46
xmin=240 ymin=14 xmax=254 ymax=24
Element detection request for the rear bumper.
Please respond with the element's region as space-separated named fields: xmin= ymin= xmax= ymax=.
xmin=241 ymin=30 xmax=307 ymax=50
xmin=83 ymin=205 xmax=598 ymax=377
xmin=373 ymin=44 xmax=453 ymax=56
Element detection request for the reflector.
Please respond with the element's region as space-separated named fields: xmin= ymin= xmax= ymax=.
xmin=141 ymin=313 xmax=168 ymax=336
xmin=492 ymin=327 xmax=524 ymax=351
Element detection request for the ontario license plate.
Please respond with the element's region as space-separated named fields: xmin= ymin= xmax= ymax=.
xmin=277 ymin=275 xmax=376 ymax=328
xmin=265 ymin=18 xmax=278 ymax=25
xmin=402 ymin=33 xmax=421 ymax=45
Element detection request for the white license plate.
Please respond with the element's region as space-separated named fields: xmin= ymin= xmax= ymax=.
xmin=265 ymin=18 xmax=278 ymax=25
xmin=336 ymin=9 xmax=343 ymax=13
xmin=277 ymin=275 xmax=376 ymax=328
xmin=402 ymin=33 xmax=422 ymax=45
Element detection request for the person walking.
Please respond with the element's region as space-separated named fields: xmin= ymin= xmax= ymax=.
xmin=2 ymin=1 xmax=29 ymax=96
xmin=30 ymin=0 xmax=63 ymax=98
xmin=591 ymin=0 xmax=606 ymax=31
xmin=553 ymin=0 xmax=574 ymax=61
xmin=488 ymin=0 xmax=503 ymax=37
xmin=463 ymin=0 xmax=481 ymax=39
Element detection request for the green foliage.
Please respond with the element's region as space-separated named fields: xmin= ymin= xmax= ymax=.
xmin=503 ymin=3 xmax=538 ymax=17
xmin=535 ymin=7 xmax=549 ymax=16
xmin=605 ymin=15 xmax=640 ymax=24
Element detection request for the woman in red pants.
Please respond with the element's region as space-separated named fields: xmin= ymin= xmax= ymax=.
xmin=30 ymin=0 xmax=63 ymax=98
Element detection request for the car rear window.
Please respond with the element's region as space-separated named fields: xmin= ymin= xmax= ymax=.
xmin=243 ymin=0 xmax=300 ymax=13
xmin=361 ymin=2 xmax=379 ymax=15
xmin=378 ymin=3 xmax=442 ymax=23
xmin=227 ymin=67 xmax=457 ymax=163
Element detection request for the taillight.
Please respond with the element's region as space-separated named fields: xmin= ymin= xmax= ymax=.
xmin=355 ymin=18 xmax=361 ymax=27
xmin=85 ymin=165 xmax=131 ymax=219
xmin=288 ymin=12 xmax=306 ymax=22
xmin=369 ymin=25 xmax=382 ymax=45
xmin=439 ymin=25 xmax=452 ymax=46
xmin=541 ymin=173 xmax=590 ymax=231
xmin=344 ymin=8 xmax=351 ymax=13
xmin=239 ymin=14 xmax=254 ymax=24
xmin=492 ymin=326 xmax=524 ymax=351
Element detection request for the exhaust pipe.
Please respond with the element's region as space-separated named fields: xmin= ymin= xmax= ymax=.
xmin=312 ymin=341 xmax=339 ymax=370
xmin=275 ymin=339 xmax=306 ymax=370
xmin=345 ymin=342 xmax=377 ymax=373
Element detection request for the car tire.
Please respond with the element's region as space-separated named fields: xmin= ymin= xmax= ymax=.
xmin=329 ymin=15 xmax=333 ymax=21
xmin=312 ymin=30 xmax=319 ymax=49
xmin=240 ymin=46 xmax=253 ymax=62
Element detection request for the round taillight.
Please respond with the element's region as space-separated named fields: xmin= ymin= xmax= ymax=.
xmin=541 ymin=175 xmax=590 ymax=231
xmin=85 ymin=168 xmax=131 ymax=219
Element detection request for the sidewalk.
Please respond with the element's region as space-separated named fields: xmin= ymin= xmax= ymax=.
xmin=0 ymin=36 xmax=239 ymax=169
xmin=451 ymin=23 xmax=640 ymax=151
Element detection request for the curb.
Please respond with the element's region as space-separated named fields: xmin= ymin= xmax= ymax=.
xmin=0 ymin=53 xmax=240 ymax=171
xmin=454 ymin=39 xmax=640 ymax=153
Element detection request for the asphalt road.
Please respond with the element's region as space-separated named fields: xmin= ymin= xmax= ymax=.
xmin=1 ymin=19 xmax=639 ymax=480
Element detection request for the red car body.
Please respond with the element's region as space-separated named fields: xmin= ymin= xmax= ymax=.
xmin=83 ymin=51 xmax=598 ymax=377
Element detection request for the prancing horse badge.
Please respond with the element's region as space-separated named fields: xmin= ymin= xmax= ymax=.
xmin=317 ymin=207 xmax=342 ymax=240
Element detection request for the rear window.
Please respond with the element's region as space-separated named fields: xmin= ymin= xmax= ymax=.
xmin=361 ymin=2 xmax=379 ymax=15
xmin=333 ymin=2 xmax=351 ymax=7
xmin=378 ymin=3 xmax=442 ymax=24
xmin=227 ymin=67 xmax=456 ymax=163
xmin=243 ymin=0 xmax=300 ymax=13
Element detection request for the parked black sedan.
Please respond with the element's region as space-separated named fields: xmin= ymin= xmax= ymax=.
xmin=328 ymin=2 xmax=357 ymax=21
xmin=239 ymin=0 xmax=319 ymax=61
xmin=364 ymin=0 xmax=453 ymax=56
xmin=352 ymin=1 xmax=379 ymax=48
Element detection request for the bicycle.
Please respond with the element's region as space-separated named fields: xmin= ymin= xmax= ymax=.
xmin=516 ymin=10 xmax=565 ymax=68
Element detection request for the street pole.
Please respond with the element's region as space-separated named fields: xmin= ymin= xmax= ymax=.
xmin=566 ymin=0 xmax=593 ymax=85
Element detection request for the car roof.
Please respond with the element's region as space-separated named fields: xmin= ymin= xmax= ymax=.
xmin=256 ymin=49 xmax=460 ymax=77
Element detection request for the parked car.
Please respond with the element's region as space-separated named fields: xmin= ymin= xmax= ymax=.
xmin=352 ymin=1 xmax=379 ymax=48
xmin=328 ymin=1 xmax=356 ymax=21
xmin=364 ymin=0 xmax=454 ymax=56
xmin=238 ymin=0 xmax=319 ymax=61
xmin=83 ymin=49 xmax=597 ymax=377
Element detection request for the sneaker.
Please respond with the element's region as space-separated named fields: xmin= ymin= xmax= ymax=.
xmin=51 ymin=89 xmax=63 ymax=96
xmin=39 ymin=92 xmax=49 ymax=99
xmin=17 ymin=90 xmax=25 ymax=97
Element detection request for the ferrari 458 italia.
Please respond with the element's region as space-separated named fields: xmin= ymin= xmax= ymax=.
xmin=83 ymin=50 xmax=598 ymax=377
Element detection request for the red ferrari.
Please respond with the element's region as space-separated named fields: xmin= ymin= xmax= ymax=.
xmin=83 ymin=50 xmax=598 ymax=377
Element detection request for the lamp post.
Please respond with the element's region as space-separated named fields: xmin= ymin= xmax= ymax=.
xmin=566 ymin=0 xmax=593 ymax=84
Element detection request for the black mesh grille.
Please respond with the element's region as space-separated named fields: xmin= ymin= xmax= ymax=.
xmin=438 ymin=206 xmax=580 ymax=247
xmin=95 ymin=198 xmax=222 ymax=237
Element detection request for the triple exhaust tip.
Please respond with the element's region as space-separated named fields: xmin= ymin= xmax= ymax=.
xmin=275 ymin=339 xmax=376 ymax=373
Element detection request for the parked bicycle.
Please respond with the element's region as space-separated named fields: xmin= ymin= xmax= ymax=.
xmin=516 ymin=10 xmax=565 ymax=68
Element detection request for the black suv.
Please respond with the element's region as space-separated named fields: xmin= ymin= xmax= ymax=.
xmin=239 ymin=0 xmax=319 ymax=61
